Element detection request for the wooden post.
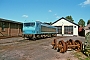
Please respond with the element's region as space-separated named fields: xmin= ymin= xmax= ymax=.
xmin=18 ymin=24 xmax=19 ymax=36
xmin=8 ymin=23 xmax=10 ymax=37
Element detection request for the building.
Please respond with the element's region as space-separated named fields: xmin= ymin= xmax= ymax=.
xmin=84 ymin=23 xmax=90 ymax=35
xmin=52 ymin=17 xmax=79 ymax=36
xmin=0 ymin=18 xmax=23 ymax=37
xmin=78 ymin=25 xmax=85 ymax=36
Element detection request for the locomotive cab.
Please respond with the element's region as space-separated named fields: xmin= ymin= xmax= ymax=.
xmin=23 ymin=22 xmax=36 ymax=33
xmin=23 ymin=22 xmax=36 ymax=39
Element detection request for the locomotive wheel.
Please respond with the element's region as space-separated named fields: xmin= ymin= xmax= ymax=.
xmin=69 ymin=39 xmax=75 ymax=49
xmin=67 ymin=39 xmax=75 ymax=45
xmin=65 ymin=42 xmax=68 ymax=52
xmin=57 ymin=40 xmax=66 ymax=53
xmin=51 ymin=39 xmax=57 ymax=50
xmin=66 ymin=39 xmax=75 ymax=50
xmin=75 ymin=40 xmax=82 ymax=51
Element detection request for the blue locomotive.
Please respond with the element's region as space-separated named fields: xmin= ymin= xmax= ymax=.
xmin=22 ymin=21 xmax=58 ymax=40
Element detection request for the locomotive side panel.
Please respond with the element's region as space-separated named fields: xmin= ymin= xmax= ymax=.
xmin=35 ymin=21 xmax=41 ymax=34
xmin=40 ymin=24 xmax=57 ymax=37
xmin=41 ymin=25 xmax=57 ymax=33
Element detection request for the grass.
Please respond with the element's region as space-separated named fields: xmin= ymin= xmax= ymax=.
xmin=73 ymin=51 xmax=90 ymax=60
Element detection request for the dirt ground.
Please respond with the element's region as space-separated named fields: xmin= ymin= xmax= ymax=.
xmin=0 ymin=36 xmax=88 ymax=60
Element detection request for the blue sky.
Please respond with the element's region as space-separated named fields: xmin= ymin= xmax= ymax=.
xmin=0 ymin=0 xmax=90 ymax=25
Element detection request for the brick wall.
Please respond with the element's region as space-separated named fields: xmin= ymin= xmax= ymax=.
xmin=0 ymin=21 xmax=22 ymax=37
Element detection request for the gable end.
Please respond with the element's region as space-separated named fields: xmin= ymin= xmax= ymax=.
xmin=52 ymin=17 xmax=79 ymax=26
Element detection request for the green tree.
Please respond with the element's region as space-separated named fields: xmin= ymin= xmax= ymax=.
xmin=87 ymin=19 xmax=90 ymax=25
xmin=65 ymin=15 xmax=74 ymax=22
xmin=78 ymin=19 xmax=85 ymax=27
xmin=49 ymin=22 xmax=52 ymax=25
xmin=43 ymin=22 xmax=52 ymax=25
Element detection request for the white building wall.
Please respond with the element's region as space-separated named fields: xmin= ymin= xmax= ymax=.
xmin=52 ymin=19 xmax=78 ymax=36
xmin=73 ymin=25 xmax=78 ymax=36
xmin=85 ymin=30 xmax=90 ymax=35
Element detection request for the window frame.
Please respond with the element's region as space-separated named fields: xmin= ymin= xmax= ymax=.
xmin=64 ymin=26 xmax=73 ymax=34
xmin=2 ymin=22 xmax=5 ymax=32
xmin=55 ymin=26 xmax=62 ymax=34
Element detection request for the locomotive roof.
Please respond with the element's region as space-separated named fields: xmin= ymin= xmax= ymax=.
xmin=41 ymin=23 xmax=57 ymax=28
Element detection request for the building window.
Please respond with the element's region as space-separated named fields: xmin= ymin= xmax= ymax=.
xmin=56 ymin=26 xmax=62 ymax=34
xmin=74 ymin=26 xmax=76 ymax=28
xmin=2 ymin=22 xmax=5 ymax=31
xmin=64 ymin=26 xmax=73 ymax=34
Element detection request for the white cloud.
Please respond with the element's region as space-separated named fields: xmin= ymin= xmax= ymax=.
xmin=22 ymin=15 xmax=28 ymax=18
xmin=84 ymin=0 xmax=90 ymax=5
xmin=48 ymin=10 xmax=52 ymax=12
xmin=54 ymin=14 xmax=57 ymax=16
xmin=36 ymin=20 xmax=40 ymax=21
xmin=79 ymin=0 xmax=90 ymax=7
xmin=56 ymin=16 xmax=60 ymax=19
